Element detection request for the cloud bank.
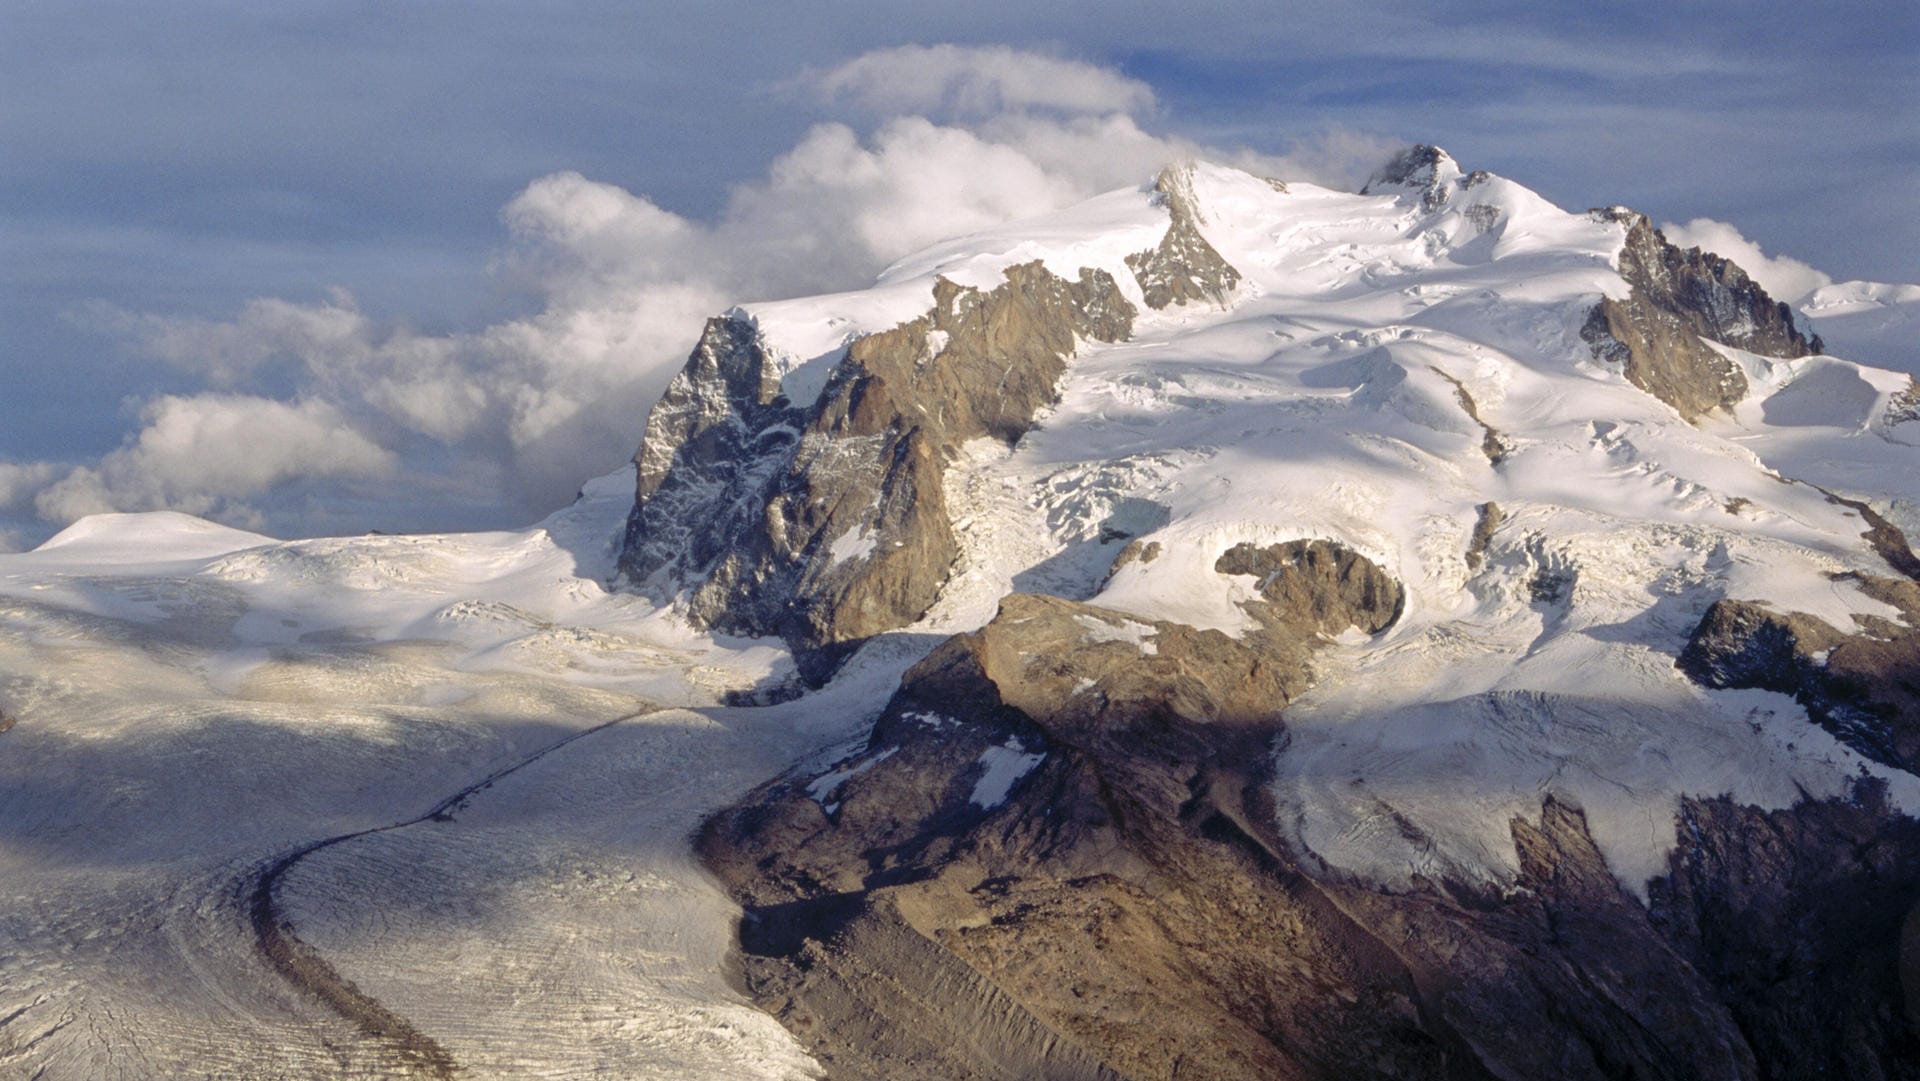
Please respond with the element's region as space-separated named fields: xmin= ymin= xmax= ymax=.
xmin=33 ymin=395 xmax=395 ymax=527
xmin=812 ymin=43 xmax=1157 ymax=117
xmin=5 ymin=45 xmax=1395 ymax=542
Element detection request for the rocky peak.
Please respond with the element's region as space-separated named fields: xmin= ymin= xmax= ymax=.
xmin=619 ymin=260 xmax=1135 ymax=684
xmin=1123 ymin=163 xmax=1242 ymax=310
xmin=1581 ymin=211 xmax=1824 ymax=419
xmin=1361 ymin=143 xmax=1464 ymax=211
xmin=630 ymin=150 xmax=1920 ymax=1079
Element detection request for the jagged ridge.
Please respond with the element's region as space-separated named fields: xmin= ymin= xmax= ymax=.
xmin=1582 ymin=210 xmax=1823 ymax=419
xmin=620 ymin=261 xmax=1135 ymax=682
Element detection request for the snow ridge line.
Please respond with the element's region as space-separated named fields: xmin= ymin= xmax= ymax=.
xmin=242 ymin=711 xmax=646 ymax=1078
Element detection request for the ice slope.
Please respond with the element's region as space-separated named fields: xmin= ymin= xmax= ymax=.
xmin=1800 ymin=278 xmax=1920 ymax=375
xmin=742 ymin=157 xmax=1920 ymax=898
xmin=0 ymin=468 xmax=858 ymax=1079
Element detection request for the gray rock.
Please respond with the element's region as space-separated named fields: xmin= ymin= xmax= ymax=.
xmin=1361 ymin=144 xmax=1462 ymax=212
xmin=619 ymin=261 xmax=1135 ymax=682
xmin=1125 ymin=165 xmax=1241 ymax=310
xmin=1678 ymin=575 xmax=1920 ymax=773
xmin=1647 ymin=783 xmax=1920 ymax=1077
xmin=1582 ymin=211 xmax=1822 ymax=420
xmin=706 ymin=574 xmax=1920 ymax=1079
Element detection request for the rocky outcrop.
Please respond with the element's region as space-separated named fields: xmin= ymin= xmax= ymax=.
xmin=1214 ymin=539 xmax=1404 ymax=638
xmin=704 ymin=551 xmax=1920 ymax=1080
xmin=1679 ymin=573 xmax=1920 ymax=773
xmin=1583 ymin=211 xmax=1823 ymax=420
xmin=1430 ymin=367 xmax=1511 ymax=464
xmin=1817 ymin=485 xmax=1920 ymax=579
xmin=619 ymin=262 xmax=1135 ymax=681
xmin=1125 ymin=165 xmax=1241 ymax=310
xmin=1361 ymin=144 xmax=1463 ymax=212
xmin=702 ymin=554 xmax=1422 ymax=1081
xmin=1647 ymin=784 xmax=1920 ymax=1078
xmin=1465 ymin=501 xmax=1503 ymax=571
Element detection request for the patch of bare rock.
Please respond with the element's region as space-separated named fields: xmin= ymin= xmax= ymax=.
xmin=1582 ymin=211 xmax=1822 ymax=420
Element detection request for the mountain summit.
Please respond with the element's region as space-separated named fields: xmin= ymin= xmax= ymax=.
xmin=627 ymin=146 xmax=1920 ymax=1078
xmin=1358 ymin=141 xmax=1464 ymax=209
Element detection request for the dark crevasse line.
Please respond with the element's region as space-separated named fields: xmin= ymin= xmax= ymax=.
xmin=243 ymin=711 xmax=643 ymax=1079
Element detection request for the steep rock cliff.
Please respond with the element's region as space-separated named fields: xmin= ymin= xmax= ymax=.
xmin=619 ymin=262 xmax=1135 ymax=681
xmin=1582 ymin=211 xmax=1823 ymax=419
xmin=703 ymin=554 xmax=1920 ymax=1080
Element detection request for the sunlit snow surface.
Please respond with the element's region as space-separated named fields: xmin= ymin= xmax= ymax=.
xmin=0 ymin=472 xmax=849 ymax=1078
xmin=793 ymin=162 xmax=1920 ymax=896
xmin=4 ymin=162 xmax=1919 ymax=1076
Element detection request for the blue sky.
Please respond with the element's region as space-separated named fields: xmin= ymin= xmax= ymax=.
xmin=3 ymin=1 xmax=1915 ymax=546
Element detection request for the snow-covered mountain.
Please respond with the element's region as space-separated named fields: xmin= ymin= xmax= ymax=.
xmin=4 ymin=146 xmax=1918 ymax=1079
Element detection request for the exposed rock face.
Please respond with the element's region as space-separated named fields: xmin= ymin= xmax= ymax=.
xmin=703 ymin=556 xmax=1920 ymax=1080
xmin=1678 ymin=573 xmax=1920 ymax=773
xmin=1817 ymin=485 xmax=1920 ymax=580
xmin=653 ymin=150 xmax=1920 ymax=1078
xmin=1125 ymin=165 xmax=1241 ymax=310
xmin=1214 ymin=539 xmax=1404 ymax=637
xmin=1583 ymin=211 xmax=1823 ymax=419
xmin=1465 ymin=501 xmax=1503 ymax=572
xmin=702 ymin=554 xmax=1426 ymax=1081
xmin=1360 ymin=144 xmax=1463 ymax=211
xmin=1647 ymin=785 xmax=1920 ymax=1078
xmin=1430 ymin=367 xmax=1510 ymax=464
xmin=619 ymin=262 xmax=1135 ymax=681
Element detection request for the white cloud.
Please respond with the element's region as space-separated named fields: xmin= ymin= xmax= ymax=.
xmin=720 ymin=118 xmax=1083 ymax=286
xmin=84 ymin=289 xmax=374 ymax=386
xmin=812 ymin=43 xmax=1155 ymax=118
xmin=1659 ymin=217 xmax=1833 ymax=303
xmin=0 ymin=462 xmax=63 ymax=509
xmin=32 ymin=395 xmax=393 ymax=525
xmin=500 ymin=172 xmax=710 ymax=300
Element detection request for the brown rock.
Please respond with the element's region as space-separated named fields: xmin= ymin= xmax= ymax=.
xmin=1125 ymin=165 xmax=1241 ymax=310
xmin=620 ymin=262 xmax=1135 ymax=681
xmin=703 ymin=520 xmax=1920 ymax=1079
xmin=1430 ymin=367 xmax=1510 ymax=464
xmin=1465 ymin=502 xmax=1503 ymax=572
xmin=1582 ymin=211 xmax=1821 ymax=420
xmin=1214 ymin=539 xmax=1404 ymax=637
xmin=1678 ymin=579 xmax=1920 ymax=773
xmin=1647 ymin=784 xmax=1920 ymax=1076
